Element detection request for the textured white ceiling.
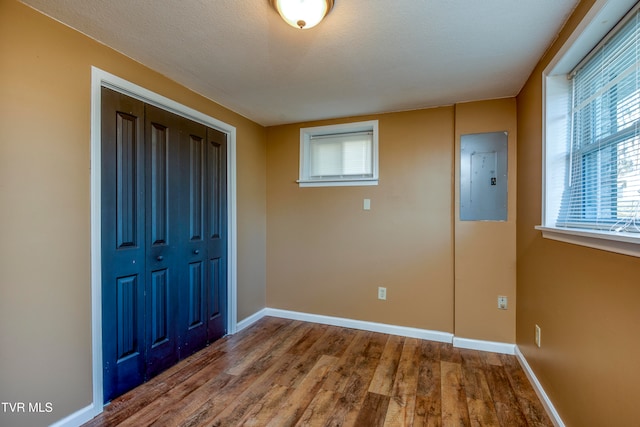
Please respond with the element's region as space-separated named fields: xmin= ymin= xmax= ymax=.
xmin=20 ymin=0 xmax=579 ymax=126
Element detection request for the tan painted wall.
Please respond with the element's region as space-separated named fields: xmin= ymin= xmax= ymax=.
xmin=267 ymin=102 xmax=517 ymax=342
xmin=267 ymin=109 xmax=456 ymax=332
xmin=517 ymin=0 xmax=640 ymax=425
xmin=454 ymin=99 xmax=517 ymax=343
xmin=0 ymin=1 xmax=266 ymax=426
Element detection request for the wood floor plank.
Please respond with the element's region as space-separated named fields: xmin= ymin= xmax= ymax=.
xmin=481 ymin=350 xmax=503 ymax=367
xmin=460 ymin=349 xmax=500 ymax=427
xmin=461 ymin=365 xmax=500 ymax=426
xmin=275 ymin=326 xmax=356 ymax=389
xmin=222 ymin=316 xmax=292 ymax=354
xmin=116 ymin=353 xmax=235 ymax=427
xmin=466 ymin=398 xmax=501 ymax=427
xmin=226 ymin=319 xmax=303 ymax=375
xmin=82 ymin=317 xmax=553 ymax=427
xmin=499 ymin=354 xmax=553 ymax=426
xmin=441 ymin=361 xmax=471 ymax=427
xmin=415 ymin=340 xmax=442 ymax=426
xmin=460 ymin=350 xmax=494 ymax=402
xmin=353 ymin=392 xmax=390 ymax=427
xmin=322 ymin=330 xmax=370 ymax=393
xmin=484 ymin=364 xmax=528 ymax=426
xmin=321 ymin=331 xmax=388 ymax=426
xmin=316 ymin=326 xmax=359 ymax=358
xmin=154 ymin=323 xmax=306 ymax=427
xmin=368 ymin=334 xmax=404 ymax=396
xmin=413 ymin=395 xmax=441 ymax=427
xmin=209 ymin=324 xmax=326 ymax=426
xmin=293 ymin=388 xmax=339 ymax=426
xmin=439 ymin=342 xmax=462 ymax=364
xmin=208 ymin=354 xmax=300 ymax=426
xmin=148 ymin=372 xmax=236 ymax=427
xmin=459 ymin=348 xmax=484 ymax=369
xmin=212 ymin=338 xmax=326 ymax=424
xmin=286 ymin=323 xmax=329 ymax=355
xmin=384 ymin=338 xmax=420 ymax=426
xmin=238 ymin=384 xmax=293 ymax=427
xmin=83 ymin=347 xmax=229 ymax=427
xmin=265 ymin=354 xmax=338 ymax=427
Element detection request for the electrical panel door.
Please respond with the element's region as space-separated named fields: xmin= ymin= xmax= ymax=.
xmin=460 ymin=132 xmax=508 ymax=221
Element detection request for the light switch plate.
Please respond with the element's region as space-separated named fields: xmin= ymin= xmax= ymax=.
xmin=498 ymin=296 xmax=508 ymax=310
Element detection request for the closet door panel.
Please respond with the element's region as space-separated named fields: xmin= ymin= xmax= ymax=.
xmin=101 ymin=87 xmax=146 ymax=402
xmin=179 ymin=123 xmax=209 ymax=357
xmin=144 ymin=105 xmax=181 ymax=379
xmin=206 ymin=129 xmax=227 ymax=342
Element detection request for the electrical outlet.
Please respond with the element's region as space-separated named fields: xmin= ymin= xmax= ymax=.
xmin=535 ymin=324 xmax=541 ymax=348
xmin=378 ymin=287 xmax=387 ymax=300
xmin=498 ymin=296 xmax=508 ymax=310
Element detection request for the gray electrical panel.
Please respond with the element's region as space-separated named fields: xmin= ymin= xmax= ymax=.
xmin=460 ymin=132 xmax=508 ymax=221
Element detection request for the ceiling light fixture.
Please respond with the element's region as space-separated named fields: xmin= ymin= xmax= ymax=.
xmin=270 ymin=0 xmax=335 ymax=30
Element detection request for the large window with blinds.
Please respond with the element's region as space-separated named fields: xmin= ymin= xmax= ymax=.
xmin=298 ymin=120 xmax=379 ymax=187
xmin=540 ymin=0 xmax=640 ymax=256
xmin=560 ymin=8 xmax=640 ymax=232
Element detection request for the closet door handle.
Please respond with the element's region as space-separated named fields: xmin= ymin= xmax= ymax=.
xmin=193 ymin=249 xmax=200 ymax=255
xmin=156 ymin=255 xmax=164 ymax=261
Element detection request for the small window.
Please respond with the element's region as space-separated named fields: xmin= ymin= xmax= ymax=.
xmin=298 ymin=120 xmax=378 ymax=187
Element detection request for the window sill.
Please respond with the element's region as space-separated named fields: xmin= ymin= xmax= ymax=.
xmin=535 ymin=226 xmax=640 ymax=258
xmin=297 ymin=178 xmax=379 ymax=188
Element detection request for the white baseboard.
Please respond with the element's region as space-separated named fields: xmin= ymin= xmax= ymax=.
xmin=453 ymin=337 xmax=516 ymax=355
xmin=236 ymin=308 xmax=268 ymax=331
xmin=515 ymin=346 xmax=565 ymax=427
xmin=239 ymin=307 xmax=523 ymax=354
xmin=49 ymin=403 xmax=99 ymax=427
xmin=264 ymin=308 xmax=454 ymax=343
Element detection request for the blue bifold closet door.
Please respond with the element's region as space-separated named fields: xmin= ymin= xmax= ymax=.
xmin=101 ymin=87 xmax=227 ymax=402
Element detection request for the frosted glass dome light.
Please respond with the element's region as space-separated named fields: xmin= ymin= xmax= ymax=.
xmin=270 ymin=0 xmax=335 ymax=29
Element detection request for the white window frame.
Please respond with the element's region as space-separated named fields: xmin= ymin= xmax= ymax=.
xmin=538 ymin=0 xmax=640 ymax=258
xmin=298 ymin=120 xmax=379 ymax=187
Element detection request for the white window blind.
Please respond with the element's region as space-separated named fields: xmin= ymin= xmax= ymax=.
xmin=559 ymin=8 xmax=640 ymax=233
xmin=309 ymin=132 xmax=373 ymax=179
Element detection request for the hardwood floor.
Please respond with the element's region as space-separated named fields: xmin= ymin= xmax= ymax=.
xmin=83 ymin=317 xmax=552 ymax=426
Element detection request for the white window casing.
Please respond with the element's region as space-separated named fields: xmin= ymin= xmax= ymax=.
xmin=298 ymin=120 xmax=379 ymax=187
